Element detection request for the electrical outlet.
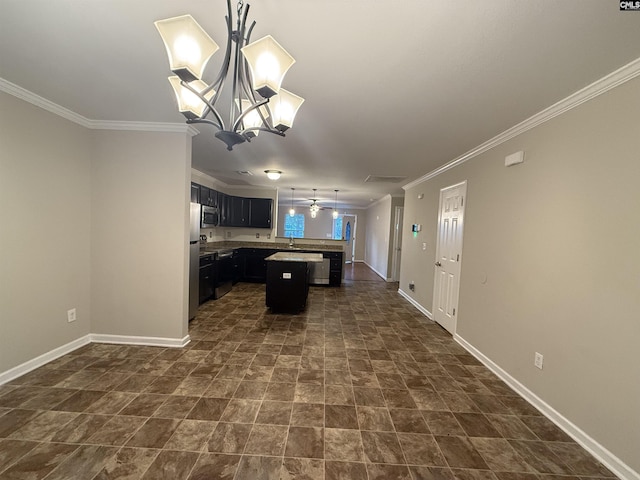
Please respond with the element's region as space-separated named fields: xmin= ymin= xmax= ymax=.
xmin=67 ymin=308 xmax=77 ymax=323
xmin=534 ymin=352 xmax=544 ymax=369
xmin=256 ymin=233 xmax=260 ymax=238
xmin=409 ymin=281 xmax=415 ymax=291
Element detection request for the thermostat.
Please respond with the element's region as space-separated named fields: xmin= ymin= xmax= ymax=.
xmin=412 ymin=224 xmax=422 ymax=233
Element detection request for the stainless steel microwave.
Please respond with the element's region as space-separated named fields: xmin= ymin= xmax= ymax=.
xmin=201 ymin=205 xmax=219 ymax=228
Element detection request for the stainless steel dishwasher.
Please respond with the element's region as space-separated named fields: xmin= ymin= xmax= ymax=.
xmin=309 ymin=255 xmax=330 ymax=285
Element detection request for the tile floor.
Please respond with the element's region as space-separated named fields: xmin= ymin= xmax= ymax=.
xmin=0 ymin=279 xmax=616 ymax=480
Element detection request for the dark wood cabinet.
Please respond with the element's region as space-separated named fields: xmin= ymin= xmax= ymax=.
xmin=234 ymin=248 xmax=342 ymax=286
xmin=229 ymin=196 xmax=250 ymax=227
xmin=190 ymin=182 xmax=273 ymax=228
xmin=249 ymin=198 xmax=273 ymax=228
xmin=190 ymin=182 xmax=200 ymax=203
xmin=240 ymin=248 xmax=276 ymax=282
xmin=266 ymin=260 xmax=310 ymax=313
xmin=327 ymin=251 xmax=344 ymax=286
xmin=199 ymin=186 xmax=218 ymax=207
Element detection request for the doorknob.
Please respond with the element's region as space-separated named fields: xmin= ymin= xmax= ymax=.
xmin=435 ymin=261 xmax=442 ymax=267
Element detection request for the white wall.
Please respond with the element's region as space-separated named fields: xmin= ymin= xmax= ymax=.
xmin=91 ymin=130 xmax=191 ymax=341
xmin=364 ymin=195 xmax=393 ymax=279
xmin=0 ymin=92 xmax=92 ymax=373
xmin=400 ymin=76 xmax=640 ymax=475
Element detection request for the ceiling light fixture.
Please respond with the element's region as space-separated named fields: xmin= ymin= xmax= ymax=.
xmin=310 ymin=189 xmax=320 ymax=219
xmin=333 ymin=189 xmax=339 ymax=219
xmin=155 ymin=0 xmax=304 ymax=151
xmin=289 ymin=188 xmax=296 ymax=217
xmin=264 ymin=170 xmax=281 ymax=180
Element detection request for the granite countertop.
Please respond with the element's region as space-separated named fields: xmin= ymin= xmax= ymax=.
xmin=265 ymin=252 xmax=324 ymax=263
xmin=202 ymin=240 xmax=344 ymax=253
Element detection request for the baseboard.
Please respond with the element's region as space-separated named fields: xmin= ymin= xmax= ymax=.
xmin=397 ymin=289 xmax=433 ymax=319
xmin=0 ymin=334 xmax=92 ymax=385
xmin=0 ymin=333 xmax=191 ymax=386
xmin=363 ymin=262 xmax=387 ymax=281
xmin=90 ymin=333 xmax=191 ymax=348
xmin=454 ymin=334 xmax=639 ymax=480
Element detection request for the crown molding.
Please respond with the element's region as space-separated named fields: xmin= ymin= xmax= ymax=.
xmin=403 ymin=56 xmax=640 ymax=190
xmin=366 ymin=194 xmax=392 ymax=209
xmin=0 ymin=77 xmax=197 ymax=135
xmin=0 ymin=77 xmax=92 ymax=127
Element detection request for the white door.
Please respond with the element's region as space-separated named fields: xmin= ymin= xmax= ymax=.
xmin=433 ymin=181 xmax=467 ymax=334
xmin=391 ymin=206 xmax=404 ymax=281
xmin=342 ymin=215 xmax=356 ymax=263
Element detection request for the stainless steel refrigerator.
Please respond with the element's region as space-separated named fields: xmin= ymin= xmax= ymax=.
xmin=189 ymin=202 xmax=200 ymax=320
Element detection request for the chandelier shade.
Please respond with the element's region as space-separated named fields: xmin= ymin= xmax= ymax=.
xmin=155 ymin=15 xmax=219 ymax=83
xmin=241 ymin=35 xmax=295 ymax=99
xmin=269 ymin=89 xmax=305 ymax=132
xmin=169 ymin=76 xmax=214 ymax=119
xmin=155 ymin=1 xmax=304 ymax=151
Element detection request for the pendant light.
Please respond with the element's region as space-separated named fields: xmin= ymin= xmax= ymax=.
xmin=332 ymin=189 xmax=339 ymax=219
xmin=289 ymin=188 xmax=295 ymax=217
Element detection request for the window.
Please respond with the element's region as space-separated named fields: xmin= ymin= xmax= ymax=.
xmin=284 ymin=214 xmax=305 ymax=238
xmin=332 ymin=216 xmax=343 ymax=240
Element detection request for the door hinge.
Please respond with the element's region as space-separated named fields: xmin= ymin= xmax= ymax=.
xmin=461 ymin=197 xmax=464 ymax=206
xmin=453 ymin=308 xmax=456 ymax=316
xmin=457 ymin=254 xmax=459 ymax=262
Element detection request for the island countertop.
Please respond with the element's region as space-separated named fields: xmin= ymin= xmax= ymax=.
xmin=265 ymin=252 xmax=324 ymax=263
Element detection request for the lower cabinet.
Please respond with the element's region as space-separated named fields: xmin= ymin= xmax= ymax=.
xmin=199 ymin=254 xmax=215 ymax=304
xmin=239 ymin=248 xmax=276 ymax=283
xmin=235 ymin=248 xmax=342 ymax=285
xmin=266 ymin=261 xmax=310 ymax=312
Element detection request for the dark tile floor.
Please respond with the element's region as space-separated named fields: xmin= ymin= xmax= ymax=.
xmin=0 ymin=279 xmax=616 ymax=480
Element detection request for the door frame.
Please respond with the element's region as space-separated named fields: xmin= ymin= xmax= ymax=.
xmin=391 ymin=206 xmax=404 ymax=281
xmin=432 ymin=180 xmax=467 ymax=335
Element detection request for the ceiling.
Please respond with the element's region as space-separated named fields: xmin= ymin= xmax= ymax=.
xmin=2 ymin=1 xmax=640 ymax=209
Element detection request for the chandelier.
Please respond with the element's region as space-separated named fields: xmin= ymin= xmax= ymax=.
xmin=155 ymin=0 xmax=304 ymax=151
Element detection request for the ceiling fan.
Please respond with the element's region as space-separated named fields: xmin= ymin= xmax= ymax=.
xmin=308 ymin=189 xmax=328 ymax=218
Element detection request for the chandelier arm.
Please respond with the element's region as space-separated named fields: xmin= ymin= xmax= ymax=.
xmin=238 ymin=20 xmax=275 ymax=129
xmin=180 ymin=80 xmax=225 ymax=130
xmin=204 ymin=0 xmax=235 ymax=118
xmin=186 ymin=117 xmax=223 ymax=130
xmin=237 ymin=19 xmax=257 ymax=103
xmin=239 ymin=126 xmax=285 ymax=137
xmin=232 ymin=98 xmax=268 ymax=131
xmin=229 ymin=2 xmax=250 ymax=127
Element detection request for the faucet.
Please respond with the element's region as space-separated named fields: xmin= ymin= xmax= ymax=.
xmin=289 ymin=235 xmax=295 ymax=248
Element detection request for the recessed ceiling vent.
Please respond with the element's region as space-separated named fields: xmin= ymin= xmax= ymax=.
xmin=364 ymin=175 xmax=407 ymax=183
xmin=236 ymin=170 xmax=253 ymax=176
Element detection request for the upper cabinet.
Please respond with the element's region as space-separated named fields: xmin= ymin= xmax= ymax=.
xmin=192 ymin=182 xmax=273 ymax=229
xmin=229 ymin=196 xmax=250 ymax=227
xmin=190 ymin=183 xmax=200 ymax=203
xmin=249 ymin=198 xmax=273 ymax=228
xmin=199 ymin=185 xmax=218 ymax=207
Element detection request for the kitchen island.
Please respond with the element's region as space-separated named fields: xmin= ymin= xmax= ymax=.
xmin=265 ymin=252 xmax=323 ymax=313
